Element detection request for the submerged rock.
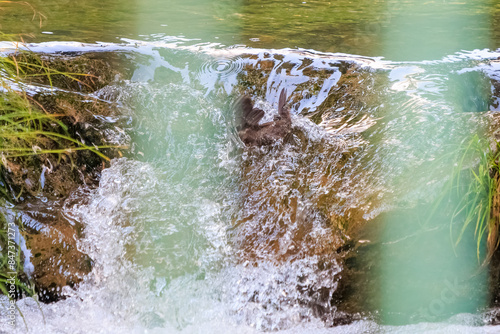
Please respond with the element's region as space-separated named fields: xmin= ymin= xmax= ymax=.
xmin=230 ymin=97 xmax=370 ymax=327
xmin=223 ymin=52 xmax=386 ymax=328
xmin=234 ymin=52 xmax=379 ymax=132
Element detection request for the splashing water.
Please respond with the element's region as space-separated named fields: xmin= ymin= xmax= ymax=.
xmin=1 ymin=33 xmax=500 ymax=333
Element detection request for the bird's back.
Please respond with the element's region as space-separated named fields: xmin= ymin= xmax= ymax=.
xmin=236 ymin=89 xmax=291 ymax=146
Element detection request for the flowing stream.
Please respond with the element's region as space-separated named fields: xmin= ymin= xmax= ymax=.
xmin=1 ymin=1 xmax=500 ymax=333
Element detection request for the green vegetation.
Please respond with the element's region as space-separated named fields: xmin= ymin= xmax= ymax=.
xmin=0 ymin=52 xmax=111 ymax=160
xmin=443 ymin=136 xmax=500 ymax=262
xmin=0 ymin=46 xmax=115 ymax=302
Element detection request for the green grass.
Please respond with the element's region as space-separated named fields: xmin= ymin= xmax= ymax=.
xmin=443 ymin=135 xmax=500 ymax=262
xmin=0 ymin=50 xmax=113 ymax=161
xmin=0 ymin=41 xmax=115 ymax=309
xmin=0 ymin=4 xmax=119 ymax=325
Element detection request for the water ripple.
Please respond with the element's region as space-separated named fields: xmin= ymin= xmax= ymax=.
xmin=197 ymin=56 xmax=244 ymax=81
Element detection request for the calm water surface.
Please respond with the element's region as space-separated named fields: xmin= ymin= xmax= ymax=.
xmin=1 ymin=0 xmax=499 ymax=59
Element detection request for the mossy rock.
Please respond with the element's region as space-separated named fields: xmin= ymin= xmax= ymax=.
xmin=234 ymin=53 xmax=380 ymax=127
xmin=0 ymin=51 xmax=132 ymax=302
xmin=8 ymin=51 xmax=134 ymax=94
xmin=1 ymin=52 xmax=132 ymax=200
xmin=17 ymin=201 xmax=92 ymax=302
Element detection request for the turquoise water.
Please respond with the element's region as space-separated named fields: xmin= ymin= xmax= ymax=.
xmin=1 ymin=0 xmax=500 ymax=333
xmin=376 ymin=0 xmax=491 ymax=325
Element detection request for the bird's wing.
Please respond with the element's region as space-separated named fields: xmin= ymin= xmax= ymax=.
xmin=236 ymin=95 xmax=265 ymax=127
xmin=278 ymin=88 xmax=287 ymax=116
xmin=234 ymin=95 xmax=253 ymax=128
xmin=245 ymin=108 xmax=265 ymax=126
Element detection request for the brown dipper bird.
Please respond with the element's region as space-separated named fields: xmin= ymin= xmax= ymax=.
xmin=236 ymin=89 xmax=292 ymax=146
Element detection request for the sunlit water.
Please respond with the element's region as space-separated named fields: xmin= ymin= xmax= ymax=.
xmin=1 ymin=0 xmax=500 ymax=333
xmin=0 ymin=39 xmax=499 ymax=333
xmin=1 ymin=0 xmax=500 ymax=59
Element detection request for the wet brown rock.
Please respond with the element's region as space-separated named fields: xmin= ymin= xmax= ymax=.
xmin=235 ymin=53 xmax=379 ymax=135
xmin=2 ymin=52 xmax=131 ymax=200
xmin=17 ymin=200 xmax=92 ymax=302
xmin=9 ymin=51 xmax=134 ymax=94
xmin=229 ymin=53 xmax=385 ymax=326
xmin=0 ymin=51 xmax=132 ymax=302
xmin=230 ymin=113 xmax=370 ymax=326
